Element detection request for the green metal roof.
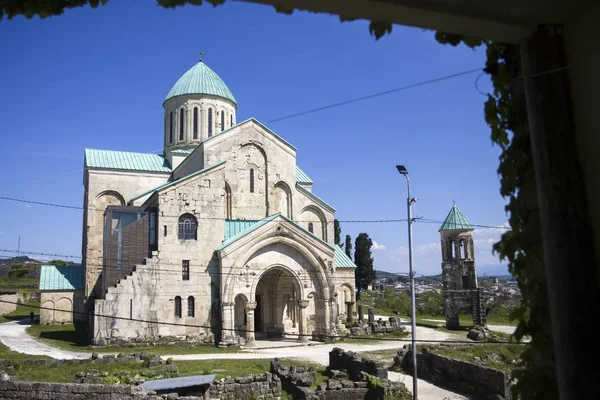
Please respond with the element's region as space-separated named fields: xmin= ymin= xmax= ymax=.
xmin=296 ymin=166 xmax=313 ymax=184
xmin=217 ymin=214 xmax=281 ymax=250
xmin=334 ymin=245 xmax=357 ymax=269
xmin=165 ymin=61 xmax=237 ymax=105
xmin=217 ymin=213 xmax=334 ymax=251
xmin=39 ymin=265 xmax=84 ymax=291
xmin=296 ymin=184 xmax=336 ymax=212
xmin=167 ymin=148 xmax=195 ymax=155
xmin=439 ymin=204 xmax=474 ymax=231
xmin=85 ymin=149 xmax=171 ymax=173
xmin=225 ymin=220 xmax=260 ymax=240
xmin=129 ymin=161 xmax=226 ymax=203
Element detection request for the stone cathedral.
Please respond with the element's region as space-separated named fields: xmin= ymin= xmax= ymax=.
xmin=80 ymin=59 xmax=357 ymax=346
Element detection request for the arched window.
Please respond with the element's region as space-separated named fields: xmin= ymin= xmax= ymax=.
xmin=178 ymin=214 xmax=197 ymax=240
xmin=230 ymin=114 xmax=233 ymax=127
xmin=459 ymin=240 xmax=466 ymax=259
xmin=221 ymin=111 xmax=225 ymax=132
xmin=208 ymin=109 xmax=213 ymax=137
xmin=174 ymin=296 xmax=182 ymax=318
xmin=188 ymin=296 xmax=195 ymax=317
xmin=450 ymin=239 xmax=456 ymax=259
xmin=308 ymin=222 xmax=314 ymax=234
xmin=179 ymin=108 xmax=185 ymax=140
xmin=193 ymin=107 xmax=198 ymax=139
xmin=249 ymin=168 xmax=255 ymax=193
xmin=169 ymin=111 xmax=173 ymax=143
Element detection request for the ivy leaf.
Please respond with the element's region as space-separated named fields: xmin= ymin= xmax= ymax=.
xmin=369 ymin=21 xmax=392 ymax=40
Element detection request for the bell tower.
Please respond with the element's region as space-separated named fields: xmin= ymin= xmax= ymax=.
xmin=439 ymin=203 xmax=486 ymax=329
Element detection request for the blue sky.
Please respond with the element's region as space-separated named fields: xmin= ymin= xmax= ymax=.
xmin=0 ymin=1 xmax=509 ymax=276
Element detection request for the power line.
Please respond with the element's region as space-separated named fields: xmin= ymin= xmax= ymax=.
xmin=0 ymin=299 xmax=525 ymax=346
xmin=267 ymin=68 xmax=482 ymax=124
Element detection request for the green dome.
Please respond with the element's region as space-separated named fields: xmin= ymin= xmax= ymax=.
xmin=165 ymin=61 xmax=237 ymax=105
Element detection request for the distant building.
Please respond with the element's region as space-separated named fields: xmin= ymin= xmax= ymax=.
xmin=438 ymin=204 xmax=486 ymax=329
xmin=39 ymin=265 xmax=85 ymax=324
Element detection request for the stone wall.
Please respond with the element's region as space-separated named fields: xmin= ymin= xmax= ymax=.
xmin=0 ymin=294 xmax=17 ymax=316
xmin=395 ymin=346 xmax=511 ymax=399
xmin=208 ymin=373 xmax=282 ymax=399
xmin=40 ymin=290 xmax=85 ymax=325
xmin=329 ymin=348 xmax=387 ymax=380
xmin=0 ymin=372 xmax=153 ymax=400
xmin=0 ymin=370 xmax=282 ymax=400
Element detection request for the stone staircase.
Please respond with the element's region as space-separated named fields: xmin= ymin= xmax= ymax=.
xmin=104 ymin=251 xmax=159 ymax=300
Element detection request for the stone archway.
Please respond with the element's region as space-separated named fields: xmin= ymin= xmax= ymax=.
xmin=254 ymin=266 xmax=301 ymax=338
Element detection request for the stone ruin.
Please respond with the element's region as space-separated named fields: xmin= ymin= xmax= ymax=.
xmin=270 ymin=348 xmax=411 ymax=400
xmin=343 ymin=306 xmax=405 ymax=338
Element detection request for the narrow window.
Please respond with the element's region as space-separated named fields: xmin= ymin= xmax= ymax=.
xmin=221 ymin=111 xmax=225 ymax=132
xmin=178 ymin=214 xmax=197 ymax=240
xmin=308 ymin=222 xmax=314 ymax=234
xmin=175 ymin=296 xmax=182 ymax=318
xmin=164 ymin=225 xmax=167 ymax=237
xmin=188 ymin=296 xmax=195 ymax=317
xmin=249 ymin=168 xmax=255 ymax=193
xmin=450 ymin=240 xmax=456 ymax=259
xmin=179 ymin=108 xmax=185 ymax=140
xmin=169 ymin=111 xmax=173 ymax=143
xmin=182 ymin=260 xmax=190 ymax=281
xmin=230 ymin=114 xmax=233 ymax=127
xmin=459 ymin=240 xmax=466 ymax=259
xmin=193 ymin=107 xmax=198 ymax=139
xmin=462 ymin=276 xmax=470 ymax=289
xmin=208 ymin=109 xmax=213 ymax=137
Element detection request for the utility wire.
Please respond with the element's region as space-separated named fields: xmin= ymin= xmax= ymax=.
xmin=0 ymin=299 xmax=525 ymax=346
xmin=267 ymin=68 xmax=482 ymax=123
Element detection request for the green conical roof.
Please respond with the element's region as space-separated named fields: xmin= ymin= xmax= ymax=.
xmin=439 ymin=204 xmax=473 ymax=232
xmin=165 ymin=61 xmax=237 ymax=105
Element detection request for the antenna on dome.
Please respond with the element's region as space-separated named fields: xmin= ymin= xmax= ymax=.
xmin=198 ymin=51 xmax=205 ymax=62
xmin=452 ymin=198 xmax=456 ymax=205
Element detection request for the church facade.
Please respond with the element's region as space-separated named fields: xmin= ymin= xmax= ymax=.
xmin=81 ymin=60 xmax=357 ymax=345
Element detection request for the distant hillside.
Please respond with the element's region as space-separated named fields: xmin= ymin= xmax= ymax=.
xmin=0 ymin=256 xmax=43 ymax=278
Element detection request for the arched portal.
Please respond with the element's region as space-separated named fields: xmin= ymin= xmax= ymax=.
xmin=234 ymin=294 xmax=247 ymax=336
xmin=254 ymin=266 xmax=301 ymax=338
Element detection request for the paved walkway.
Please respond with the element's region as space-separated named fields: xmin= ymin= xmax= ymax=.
xmin=0 ymin=318 xmax=88 ymax=359
xmin=0 ymin=318 xmax=469 ymax=399
xmin=421 ymin=318 xmax=517 ymax=336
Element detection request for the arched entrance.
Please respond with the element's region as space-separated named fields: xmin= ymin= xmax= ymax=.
xmin=254 ymin=267 xmax=300 ymax=338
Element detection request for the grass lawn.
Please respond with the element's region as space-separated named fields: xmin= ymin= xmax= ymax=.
xmin=0 ymin=277 xmax=39 ymax=291
xmin=332 ymin=329 xmax=409 ymax=345
xmin=0 ymin=302 xmax=40 ymax=324
xmin=425 ymin=343 xmax=524 ymax=373
xmin=415 ymin=313 xmax=519 ymax=327
xmin=26 ymin=323 xmax=241 ymax=355
xmin=0 ymin=343 xmax=50 ymax=363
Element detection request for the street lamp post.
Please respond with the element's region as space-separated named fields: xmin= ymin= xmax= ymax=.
xmin=396 ymin=165 xmax=418 ymax=400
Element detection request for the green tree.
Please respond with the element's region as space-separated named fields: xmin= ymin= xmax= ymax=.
xmin=8 ymin=264 xmax=30 ymax=279
xmin=354 ymin=233 xmax=376 ymax=297
xmin=416 ymin=290 xmax=443 ymax=316
xmin=48 ymin=259 xmax=69 ymax=266
xmin=334 ymin=219 xmax=342 ymax=247
xmin=344 ymin=235 xmax=352 ymax=259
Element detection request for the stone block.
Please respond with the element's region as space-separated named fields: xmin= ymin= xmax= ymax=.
xmin=327 ymin=379 xmax=342 ymax=390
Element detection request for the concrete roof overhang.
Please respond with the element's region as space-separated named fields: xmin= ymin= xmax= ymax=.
xmin=241 ymin=0 xmax=587 ymax=42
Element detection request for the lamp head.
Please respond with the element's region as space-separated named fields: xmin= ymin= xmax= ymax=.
xmin=396 ymin=165 xmax=408 ymax=176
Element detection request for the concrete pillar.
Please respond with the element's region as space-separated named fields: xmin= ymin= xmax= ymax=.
xmin=221 ymin=302 xmax=234 ymax=344
xmin=368 ymin=307 xmax=375 ymax=324
xmin=345 ymin=301 xmax=355 ymax=323
xmin=358 ymin=304 xmax=364 ymax=323
xmin=245 ymin=302 xmax=257 ymax=347
xmin=297 ymin=300 xmax=310 ymax=343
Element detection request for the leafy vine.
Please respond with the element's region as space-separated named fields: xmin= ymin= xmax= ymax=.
xmin=433 ymin=33 xmax=556 ymax=399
